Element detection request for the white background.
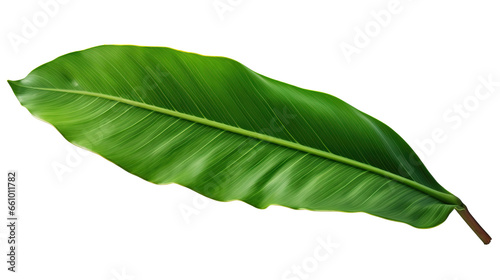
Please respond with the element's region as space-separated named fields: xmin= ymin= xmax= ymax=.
xmin=1 ymin=0 xmax=499 ymax=279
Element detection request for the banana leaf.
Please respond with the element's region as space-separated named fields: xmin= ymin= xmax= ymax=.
xmin=8 ymin=45 xmax=491 ymax=244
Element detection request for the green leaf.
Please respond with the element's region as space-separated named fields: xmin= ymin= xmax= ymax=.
xmin=8 ymin=45 xmax=491 ymax=243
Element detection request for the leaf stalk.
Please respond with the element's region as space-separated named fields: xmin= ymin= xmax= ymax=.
xmin=457 ymin=206 xmax=491 ymax=245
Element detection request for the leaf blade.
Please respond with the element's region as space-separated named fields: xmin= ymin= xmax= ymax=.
xmin=8 ymin=45 xmax=476 ymax=232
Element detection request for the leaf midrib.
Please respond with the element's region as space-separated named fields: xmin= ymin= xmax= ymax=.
xmin=12 ymin=82 xmax=462 ymax=207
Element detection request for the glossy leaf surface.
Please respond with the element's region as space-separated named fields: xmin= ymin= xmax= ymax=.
xmin=8 ymin=45 xmax=489 ymax=242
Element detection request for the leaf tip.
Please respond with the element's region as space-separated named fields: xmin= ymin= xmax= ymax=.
xmin=7 ymin=79 xmax=18 ymax=88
